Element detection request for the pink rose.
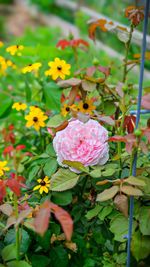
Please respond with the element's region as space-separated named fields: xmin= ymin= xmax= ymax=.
xmin=53 ymin=119 xmax=109 ymax=171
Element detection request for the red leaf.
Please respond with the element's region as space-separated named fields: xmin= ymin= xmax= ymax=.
xmin=56 ymin=39 xmax=70 ymax=49
xmin=34 ymin=201 xmax=51 ymax=236
xmin=3 ymin=145 xmax=14 ymax=156
xmin=123 ymin=115 xmax=136 ymax=133
xmin=0 ymin=180 xmax=6 ymax=202
xmin=6 ymin=178 xmax=21 ymax=196
xmin=70 ymin=39 xmax=89 ymax=48
xmin=16 ymin=144 xmax=26 ymax=150
xmin=97 ymin=65 xmax=110 ymax=78
xmin=141 ymin=93 xmax=150 ymax=109
xmin=50 ymin=202 xmax=73 ymax=241
xmin=108 ymin=135 xmax=126 ymax=142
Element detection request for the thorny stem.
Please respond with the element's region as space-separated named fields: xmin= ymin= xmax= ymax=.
xmin=122 ymin=24 xmax=134 ymax=83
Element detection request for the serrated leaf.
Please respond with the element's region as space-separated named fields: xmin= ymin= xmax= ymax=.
xmin=63 ymin=160 xmax=89 ymax=173
xmin=121 ymin=185 xmax=143 ymax=196
xmin=124 ymin=176 xmax=146 ymax=187
xmin=139 ymin=207 xmax=150 ymax=235
xmin=96 ymin=186 xmax=119 ymax=202
xmin=131 ymin=231 xmax=150 ymax=261
xmin=98 ymin=206 xmax=113 ymax=221
xmin=85 ymin=205 xmax=103 ymax=220
xmin=51 ymin=168 xmax=80 ymax=191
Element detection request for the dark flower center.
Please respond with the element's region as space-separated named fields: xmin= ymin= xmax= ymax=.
xmin=40 ymin=180 xmax=46 ymax=186
xmin=33 ymin=116 xmax=38 ymax=122
xmin=28 ymin=64 xmax=32 ymax=66
xmin=57 ymin=66 xmax=62 ymax=71
xmin=83 ymin=103 xmax=89 ymax=109
xmin=66 ymin=107 xmax=70 ymax=112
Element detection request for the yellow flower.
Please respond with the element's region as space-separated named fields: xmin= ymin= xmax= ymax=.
xmin=22 ymin=62 xmax=42 ymax=74
xmin=0 ymin=161 xmax=10 ymax=177
xmin=77 ymin=98 xmax=96 ymax=114
xmin=6 ymin=45 xmax=24 ymax=56
xmin=12 ymin=102 xmax=27 ymax=111
xmin=61 ymin=103 xmax=77 ymax=117
xmin=45 ymin=57 xmax=71 ymax=80
xmin=25 ymin=108 xmax=48 ymax=131
xmin=6 ymin=60 xmax=16 ymax=69
xmin=33 ymin=176 xmax=50 ymax=194
xmin=0 ymin=41 xmax=4 ymax=48
xmin=0 ymin=57 xmax=7 ymax=75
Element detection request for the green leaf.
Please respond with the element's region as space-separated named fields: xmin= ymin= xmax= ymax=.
xmin=47 ymin=114 xmax=65 ymax=128
xmin=131 ymin=230 xmax=150 ymax=261
xmin=45 ymin=143 xmax=56 ymax=157
xmin=52 ymin=191 xmax=72 ymax=206
xmin=110 ymin=214 xmax=137 ymax=242
xmin=31 ymin=254 xmax=50 ymax=267
xmin=28 ymin=165 xmax=40 ymax=182
xmin=102 ymin=168 xmax=116 ymax=177
xmin=63 ymin=160 xmax=89 ymax=173
xmin=50 ymin=246 xmax=69 ymax=267
xmin=85 ymin=205 xmax=103 ymax=220
xmin=98 ymin=206 xmax=113 ymax=221
xmin=121 ymin=185 xmax=143 ymax=196
xmin=124 ymin=176 xmax=146 ymax=187
xmin=51 ymin=168 xmax=80 ymax=191
xmin=4 ymin=229 xmax=30 ymax=253
xmin=0 ymin=93 xmax=13 ymax=118
xmin=7 ymin=261 xmax=32 ymax=267
xmin=96 ymin=186 xmax=119 ymax=202
xmin=89 ymin=166 xmax=102 ymax=178
xmin=1 ymin=244 xmax=16 ymax=262
xmin=43 ymin=158 xmax=57 ymax=176
xmin=139 ymin=207 xmax=150 ymax=235
xmin=43 ymin=82 xmax=61 ymax=112
xmin=36 ymin=230 xmax=51 ymax=251
xmin=103 ymin=101 xmax=116 ymax=116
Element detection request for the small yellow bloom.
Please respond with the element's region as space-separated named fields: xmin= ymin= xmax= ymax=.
xmin=22 ymin=62 xmax=42 ymax=74
xmin=0 ymin=57 xmax=16 ymax=75
xmin=45 ymin=57 xmax=71 ymax=80
xmin=0 ymin=41 xmax=4 ymax=48
xmin=6 ymin=45 xmax=24 ymax=56
xmin=61 ymin=103 xmax=77 ymax=117
xmin=0 ymin=161 xmax=10 ymax=177
xmin=6 ymin=60 xmax=16 ymax=69
xmin=12 ymin=102 xmax=27 ymax=111
xmin=33 ymin=176 xmax=50 ymax=194
xmin=25 ymin=108 xmax=48 ymax=131
xmin=77 ymin=98 xmax=96 ymax=115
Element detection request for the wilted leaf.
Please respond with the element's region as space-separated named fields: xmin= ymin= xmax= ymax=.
xmin=116 ymin=82 xmax=124 ymax=97
xmin=114 ymin=194 xmax=128 ymax=217
xmin=57 ymin=78 xmax=81 ymax=88
xmin=89 ymin=19 xmax=108 ymax=40
xmin=81 ymin=80 xmax=96 ymax=92
xmin=15 ymin=209 xmax=32 ymax=227
xmin=34 ymin=201 xmax=51 ymax=236
xmin=51 ymin=168 xmax=80 ymax=191
xmin=50 ymin=202 xmax=73 ymax=241
xmin=121 ymin=185 xmax=143 ymax=196
xmin=141 ymin=93 xmax=150 ymax=110
xmin=124 ymin=176 xmax=146 ymax=187
xmin=96 ymin=186 xmax=119 ymax=201
xmin=0 ymin=203 xmax=13 ymax=216
xmin=68 ymin=86 xmax=79 ymax=105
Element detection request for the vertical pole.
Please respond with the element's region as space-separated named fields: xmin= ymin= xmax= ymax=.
xmin=127 ymin=1 xmax=150 ymax=266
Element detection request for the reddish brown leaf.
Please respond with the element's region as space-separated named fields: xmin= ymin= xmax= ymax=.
xmin=114 ymin=194 xmax=128 ymax=217
xmin=115 ymin=82 xmax=124 ymax=98
xmin=108 ymin=135 xmax=126 ymax=142
xmin=141 ymin=93 xmax=150 ymax=109
xmin=68 ymin=86 xmax=79 ymax=106
xmin=34 ymin=201 xmax=51 ymax=236
xmin=6 ymin=178 xmax=21 ymax=196
xmin=123 ymin=115 xmax=136 ymax=133
xmin=56 ymin=39 xmax=70 ymax=49
xmin=55 ymin=120 xmax=69 ymax=133
xmin=15 ymin=144 xmax=26 ymax=150
xmin=3 ymin=145 xmax=14 ymax=156
xmin=5 ymin=215 xmax=16 ymax=229
xmin=0 ymin=180 xmax=6 ymax=202
xmin=89 ymin=19 xmax=107 ymax=40
xmin=50 ymin=202 xmax=73 ymax=241
xmin=97 ymin=66 xmax=110 ymax=78
xmin=0 ymin=203 xmax=13 ymax=216
xmin=15 ymin=208 xmax=32 ymax=227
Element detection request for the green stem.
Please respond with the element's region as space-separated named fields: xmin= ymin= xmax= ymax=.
xmin=14 ymin=194 xmax=20 ymax=261
xmin=122 ymin=24 xmax=134 ymax=83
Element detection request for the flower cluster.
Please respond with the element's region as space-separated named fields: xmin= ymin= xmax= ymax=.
xmin=6 ymin=45 xmax=24 ymax=56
